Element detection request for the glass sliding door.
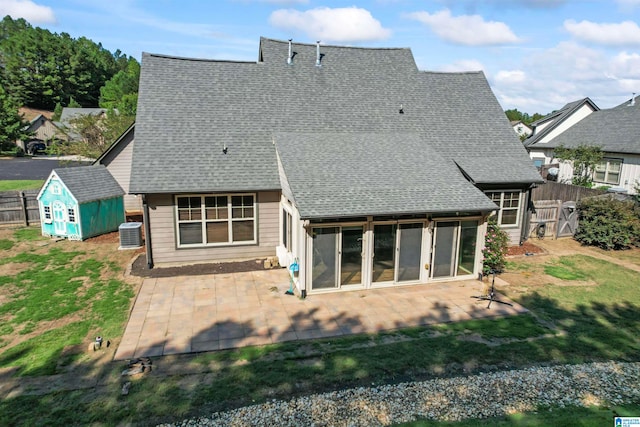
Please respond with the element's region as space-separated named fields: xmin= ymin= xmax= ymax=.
xmin=431 ymin=221 xmax=458 ymax=278
xmin=457 ymin=221 xmax=478 ymax=276
xmin=432 ymin=220 xmax=480 ymax=279
xmin=397 ymin=223 xmax=423 ymax=282
xmin=340 ymin=226 xmax=363 ymax=286
xmin=311 ymin=227 xmax=338 ymax=289
xmin=372 ymin=224 xmax=396 ymax=283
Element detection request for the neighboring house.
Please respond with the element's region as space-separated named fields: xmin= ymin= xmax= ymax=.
xmin=19 ymin=114 xmax=68 ymax=153
xmin=525 ymin=96 xmax=640 ymax=194
xmin=59 ymin=107 xmax=110 ymax=142
xmin=511 ymin=120 xmax=532 ymax=139
xmin=38 ymin=165 xmax=125 ymax=240
xmin=130 ymin=38 xmax=542 ymax=296
xmin=94 ymin=123 xmax=142 ymax=214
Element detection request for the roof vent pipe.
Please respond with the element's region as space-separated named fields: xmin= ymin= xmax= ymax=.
xmin=315 ymin=41 xmax=321 ymax=67
xmin=631 ymin=93 xmax=636 ymax=107
xmin=287 ymin=39 xmax=293 ymax=65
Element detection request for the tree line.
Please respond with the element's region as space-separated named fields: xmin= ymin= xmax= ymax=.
xmin=0 ymin=15 xmax=138 ymax=157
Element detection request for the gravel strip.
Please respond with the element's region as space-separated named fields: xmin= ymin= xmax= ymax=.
xmin=159 ymin=362 xmax=640 ymax=427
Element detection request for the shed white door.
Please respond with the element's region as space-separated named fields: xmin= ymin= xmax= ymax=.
xmin=52 ymin=200 xmax=67 ymax=235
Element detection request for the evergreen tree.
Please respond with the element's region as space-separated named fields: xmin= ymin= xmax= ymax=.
xmin=0 ymin=86 xmax=31 ymax=151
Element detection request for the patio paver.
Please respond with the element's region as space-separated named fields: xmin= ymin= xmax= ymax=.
xmin=114 ymin=269 xmax=527 ymax=360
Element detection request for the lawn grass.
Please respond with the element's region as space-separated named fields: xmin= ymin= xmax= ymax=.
xmin=0 ymin=228 xmax=134 ymax=374
xmin=0 ymin=236 xmax=639 ymax=426
xmin=0 ymin=180 xmax=44 ymax=191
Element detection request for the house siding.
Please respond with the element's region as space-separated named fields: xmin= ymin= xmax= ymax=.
xmin=147 ymin=191 xmax=280 ymax=265
xmin=99 ymin=130 xmax=142 ymax=213
xmin=530 ymin=150 xmax=640 ymax=194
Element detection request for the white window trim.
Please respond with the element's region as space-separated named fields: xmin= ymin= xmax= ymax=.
xmin=282 ymin=205 xmax=293 ymax=252
xmin=485 ymin=190 xmax=522 ymax=228
xmin=43 ymin=205 xmax=52 ymax=224
xmin=67 ymin=207 xmax=76 ymax=223
xmin=593 ymin=158 xmax=622 ymax=185
xmin=175 ymin=193 xmax=257 ymax=248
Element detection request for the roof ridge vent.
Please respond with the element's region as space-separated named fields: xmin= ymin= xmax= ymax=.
xmin=630 ymin=93 xmax=636 ymax=107
xmin=287 ymin=39 xmax=293 ymax=65
xmin=315 ymin=41 xmax=322 ymax=67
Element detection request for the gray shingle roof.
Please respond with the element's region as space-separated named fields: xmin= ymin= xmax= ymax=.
xmin=60 ymin=108 xmax=108 ymax=124
xmin=531 ymin=98 xmax=640 ymax=155
xmin=131 ymin=37 xmax=541 ymax=214
xmin=53 ymin=165 xmax=124 ymax=203
xmin=524 ymin=98 xmax=599 ymax=147
xmin=276 ymin=132 xmax=497 ymax=218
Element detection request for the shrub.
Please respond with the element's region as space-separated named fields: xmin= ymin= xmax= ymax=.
xmin=575 ymin=196 xmax=640 ymax=250
xmin=482 ymin=216 xmax=509 ymax=275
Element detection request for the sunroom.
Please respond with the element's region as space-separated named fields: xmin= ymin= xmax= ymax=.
xmin=274 ymin=132 xmax=498 ymax=296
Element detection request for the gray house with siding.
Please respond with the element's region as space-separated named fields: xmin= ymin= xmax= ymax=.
xmin=130 ymin=38 xmax=541 ymax=296
xmin=526 ymin=95 xmax=640 ymax=194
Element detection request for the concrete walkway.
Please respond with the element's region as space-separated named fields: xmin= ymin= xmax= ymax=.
xmin=115 ymin=270 xmax=527 ymax=360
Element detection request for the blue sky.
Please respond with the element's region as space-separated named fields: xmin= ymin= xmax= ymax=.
xmin=2 ymin=0 xmax=640 ymax=114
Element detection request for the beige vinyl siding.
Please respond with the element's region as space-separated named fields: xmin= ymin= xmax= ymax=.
xmin=99 ymin=131 xmax=142 ymax=213
xmin=148 ymin=191 xmax=280 ymax=265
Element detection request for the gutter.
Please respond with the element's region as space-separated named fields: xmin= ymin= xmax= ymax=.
xmin=141 ymin=194 xmax=154 ymax=269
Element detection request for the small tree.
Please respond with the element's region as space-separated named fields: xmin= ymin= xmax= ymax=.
xmin=553 ymin=144 xmax=603 ymax=187
xmin=482 ymin=216 xmax=509 ymax=275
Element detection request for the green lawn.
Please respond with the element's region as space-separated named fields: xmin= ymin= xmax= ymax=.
xmin=0 ymin=228 xmax=134 ymax=376
xmin=0 ymin=180 xmax=44 ymax=191
xmin=0 ymin=233 xmax=639 ymax=426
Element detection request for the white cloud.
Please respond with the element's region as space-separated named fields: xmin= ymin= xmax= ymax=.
xmin=406 ymin=9 xmax=521 ymax=46
xmin=564 ymin=19 xmax=640 ymax=46
xmin=492 ymin=41 xmax=640 ymax=112
xmin=0 ymin=0 xmax=55 ymax=24
xmin=494 ymin=70 xmax=526 ymax=84
xmin=269 ymin=7 xmax=391 ymax=43
xmin=437 ymin=59 xmax=485 ymax=72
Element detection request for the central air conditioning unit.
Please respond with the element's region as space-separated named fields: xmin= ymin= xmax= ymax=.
xmin=119 ymin=222 xmax=143 ymax=249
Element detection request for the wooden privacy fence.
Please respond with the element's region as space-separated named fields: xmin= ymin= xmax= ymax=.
xmin=531 ymin=181 xmax=605 ymax=203
xmin=529 ymin=199 xmax=579 ymax=239
xmin=0 ymin=190 xmax=40 ymax=226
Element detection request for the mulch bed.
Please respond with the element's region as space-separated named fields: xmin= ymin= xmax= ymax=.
xmin=507 ymin=241 xmax=545 ymax=256
xmin=129 ymin=254 xmax=272 ymax=278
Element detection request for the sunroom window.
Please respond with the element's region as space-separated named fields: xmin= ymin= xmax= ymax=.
xmin=176 ymin=194 xmax=256 ymax=246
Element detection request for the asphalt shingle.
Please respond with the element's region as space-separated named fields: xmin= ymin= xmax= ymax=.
xmin=131 ymin=37 xmax=541 ymax=217
xmin=53 ymin=165 xmax=124 ymax=203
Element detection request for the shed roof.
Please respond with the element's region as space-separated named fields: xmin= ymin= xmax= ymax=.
xmin=131 ymin=37 xmax=541 ymax=214
xmin=48 ymin=165 xmax=124 ymax=203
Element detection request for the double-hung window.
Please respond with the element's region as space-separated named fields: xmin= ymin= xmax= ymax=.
xmin=593 ymin=158 xmax=622 ymax=185
xmin=176 ymin=194 xmax=256 ymax=246
xmin=486 ymin=191 xmax=521 ymax=226
xmin=43 ymin=205 xmax=52 ymax=223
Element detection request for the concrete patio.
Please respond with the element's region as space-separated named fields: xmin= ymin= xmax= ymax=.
xmin=114 ymin=269 xmax=527 ymax=360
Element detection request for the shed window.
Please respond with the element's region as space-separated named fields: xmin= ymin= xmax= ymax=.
xmin=176 ymin=194 xmax=256 ymax=247
xmin=68 ymin=208 xmax=76 ymax=223
xmin=486 ymin=191 xmax=521 ymax=227
xmin=593 ymin=158 xmax=621 ymax=185
xmin=43 ymin=205 xmax=52 ymax=223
